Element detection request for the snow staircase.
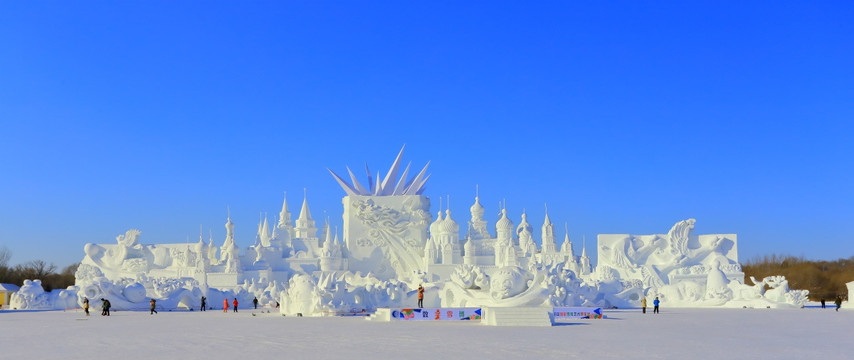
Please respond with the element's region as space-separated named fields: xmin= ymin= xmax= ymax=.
xmin=482 ymin=307 xmax=553 ymax=327
xmin=366 ymin=308 xmax=392 ymax=322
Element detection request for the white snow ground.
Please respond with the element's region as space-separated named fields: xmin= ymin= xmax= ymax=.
xmin=1 ymin=306 xmax=849 ymax=359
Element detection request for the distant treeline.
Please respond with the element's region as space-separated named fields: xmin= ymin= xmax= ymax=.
xmin=742 ymin=254 xmax=854 ymax=300
xmin=0 ymin=247 xmax=78 ymax=292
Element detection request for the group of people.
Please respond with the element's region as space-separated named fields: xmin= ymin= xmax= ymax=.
xmin=81 ymin=297 xmax=111 ymax=316
xmin=820 ymin=296 xmax=844 ymax=311
xmin=82 ymin=295 xmax=276 ymax=316
xmin=640 ymin=297 xmax=660 ymax=314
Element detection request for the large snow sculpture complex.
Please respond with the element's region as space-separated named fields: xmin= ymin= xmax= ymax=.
xmin=66 ymin=147 xmax=808 ymax=314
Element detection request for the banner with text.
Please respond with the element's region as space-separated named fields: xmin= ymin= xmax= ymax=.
xmin=552 ymin=307 xmax=604 ymax=319
xmin=392 ymin=308 xmax=482 ymax=321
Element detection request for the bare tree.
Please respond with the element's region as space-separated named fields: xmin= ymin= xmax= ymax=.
xmin=25 ymin=260 xmax=57 ymax=280
xmin=0 ymin=246 xmax=10 ymax=268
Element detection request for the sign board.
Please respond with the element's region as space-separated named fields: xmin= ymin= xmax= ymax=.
xmin=552 ymin=307 xmax=604 ymax=319
xmin=392 ymin=308 xmax=482 ymax=321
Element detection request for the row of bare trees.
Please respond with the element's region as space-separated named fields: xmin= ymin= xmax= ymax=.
xmin=742 ymin=254 xmax=854 ymax=300
xmin=0 ymin=247 xmax=78 ymax=292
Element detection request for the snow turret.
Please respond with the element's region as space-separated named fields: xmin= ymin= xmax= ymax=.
xmin=423 ymin=237 xmax=437 ymax=266
xmin=294 ymin=191 xmax=317 ymax=240
xmin=495 ymin=209 xmax=513 ymax=242
xmin=277 ymin=192 xmax=293 ymax=229
xmin=429 ymin=210 xmax=443 ymax=239
xmin=464 ymin=237 xmax=476 ymax=265
xmin=560 ymin=231 xmax=574 ymax=257
xmin=541 ymin=205 xmax=557 ymax=254
xmin=579 ymin=235 xmax=591 ymax=275
xmin=260 ymin=216 xmax=271 ymax=247
xmin=467 ymin=188 xmax=490 ymax=240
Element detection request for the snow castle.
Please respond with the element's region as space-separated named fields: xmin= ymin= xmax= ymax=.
xmin=64 ymin=147 xmax=808 ymax=314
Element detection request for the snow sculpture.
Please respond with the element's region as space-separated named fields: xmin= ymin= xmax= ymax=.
xmin=65 ymin=147 xmax=808 ymax=314
xmin=7 ymin=279 xmax=78 ymax=310
xmin=597 ymin=219 xmax=807 ymax=308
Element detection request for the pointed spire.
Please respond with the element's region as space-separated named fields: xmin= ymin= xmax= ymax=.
xmin=582 ymin=235 xmax=587 ymax=257
xmin=299 ymin=188 xmax=312 ymax=221
xmin=262 ymin=216 xmax=270 ymax=241
xmin=278 ymin=192 xmax=292 ymax=228
xmin=544 ymin=203 xmax=552 ymax=225
xmin=324 ymin=222 xmax=333 ymax=245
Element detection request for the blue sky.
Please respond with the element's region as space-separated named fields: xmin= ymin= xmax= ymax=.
xmin=1 ymin=1 xmax=852 ymax=268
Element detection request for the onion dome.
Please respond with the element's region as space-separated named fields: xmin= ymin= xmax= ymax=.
xmin=496 ymin=209 xmax=513 ymax=232
xmin=429 ymin=211 xmax=444 ymax=237
xmin=470 ymin=196 xmax=485 ymax=218
xmin=439 ymin=210 xmax=460 ymax=234
xmin=516 ymin=212 xmax=533 ymax=236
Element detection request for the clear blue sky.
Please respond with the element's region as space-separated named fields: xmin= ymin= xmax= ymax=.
xmin=1 ymin=1 xmax=852 ymax=268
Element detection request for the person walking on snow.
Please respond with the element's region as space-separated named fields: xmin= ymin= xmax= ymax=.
xmin=835 ymin=296 xmax=843 ymax=312
xmin=223 ymin=298 xmax=229 ymax=313
xmin=83 ymin=297 xmax=90 ymax=316
xmin=200 ymin=296 xmax=206 ymax=311
xmin=653 ymin=297 xmax=660 ymax=314
xmin=641 ymin=297 xmax=647 ymax=314
xmin=253 ymin=297 xmax=258 ymax=309
xmin=150 ymin=299 xmax=158 ymax=314
xmin=233 ymin=298 xmax=238 ymax=312
xmin=417 ymin=284 xmax=425 ymax=308
xmin=100 ymin=298 xmax=111 ymax=316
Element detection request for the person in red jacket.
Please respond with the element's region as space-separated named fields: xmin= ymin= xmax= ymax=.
xmin=232 ymin=298 xmax=238 ymax=312
xmin=223 ymin=298 xmax=229 ymax=313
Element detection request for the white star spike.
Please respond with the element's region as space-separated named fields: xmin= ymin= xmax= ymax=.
xmin=328 ymin=146 xmax=430 ymax=196
xmin=347 ymin=166 xmax=369 ymax=194
xmin=327 ymin=168 xmax=357 ymax=196
xmin=379 ymin=145 xmax=406 ymax=196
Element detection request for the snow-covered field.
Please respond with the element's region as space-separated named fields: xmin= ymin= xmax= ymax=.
xmin=1 ymin=306 xmax=849 ymax=359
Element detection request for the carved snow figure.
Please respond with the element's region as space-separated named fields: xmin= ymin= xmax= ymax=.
xmin=10 ymin=280 xmax=51 ymax=310
xmin=281 ymin=274 xmax=324 ymax=316
xmin=489 ymin=266 xmax=528 ymax=300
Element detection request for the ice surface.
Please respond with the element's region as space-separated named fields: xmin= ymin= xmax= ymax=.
xmin=0 ymin=306 xmax=849 ymax=359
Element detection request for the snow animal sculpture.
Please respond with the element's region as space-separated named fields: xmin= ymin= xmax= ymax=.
xmin=9 ymin=280 xmax=51 ymax=310
xmin=7 ymin=279 xmax=79 ymax=310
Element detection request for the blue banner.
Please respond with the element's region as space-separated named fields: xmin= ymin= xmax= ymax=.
xmin=392 ymin=308 xmax=482 ymax=321
xmin=552 ymin=307 xmax=603 ymax=319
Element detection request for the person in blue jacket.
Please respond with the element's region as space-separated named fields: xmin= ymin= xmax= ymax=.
xmin=653 ymin=297 xmax=660 ymax=314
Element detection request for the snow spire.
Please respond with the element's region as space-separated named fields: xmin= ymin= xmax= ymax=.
xmin=261 ymin=215 xmax=271 ymax=246
xmin=543 ymin=203 xmax=551 ymax=225
xmin=298 ymin=188 xmax=312 ymax=221
xmin=561 ymin=223 xmax=574 ymax=256
xmin=278 ymin=192 xmax=292 ymax=228
xmin=295 ymin=188 xmax=317 ymax=239
xmin=581 ymin=235 xmax=587 ymax=257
